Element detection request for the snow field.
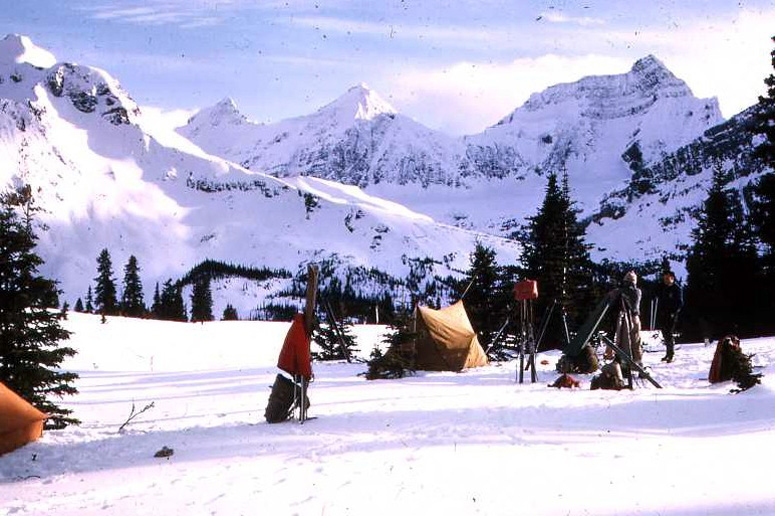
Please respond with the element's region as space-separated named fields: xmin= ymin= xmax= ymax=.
xmin=1 ymin=313 xmax=775 ymax=515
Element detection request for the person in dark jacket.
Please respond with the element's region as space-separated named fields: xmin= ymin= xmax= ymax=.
xmin=656 ymin=271 xmax=683 ymax=363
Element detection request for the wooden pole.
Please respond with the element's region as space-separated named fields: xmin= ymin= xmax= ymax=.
xmin=304 ymin=264 xmax=319 ymax=337
xmin=299 ymin=264 xmax=319 ymax=423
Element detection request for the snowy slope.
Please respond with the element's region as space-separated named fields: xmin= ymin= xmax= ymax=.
xmin=1 ymin=313 xmax=774 ymax=515
xmin=0 ymin=34 xmax=519 ymax=309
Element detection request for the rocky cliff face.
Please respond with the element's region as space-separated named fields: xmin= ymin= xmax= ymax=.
xmin=586 ymin=105 xmax=767 ymax=265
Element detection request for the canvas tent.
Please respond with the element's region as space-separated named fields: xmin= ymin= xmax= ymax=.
xmin=0 ymin=382 xmax=47 ymax=456
xmin=413 ymin=301 xmax=489 ymax=371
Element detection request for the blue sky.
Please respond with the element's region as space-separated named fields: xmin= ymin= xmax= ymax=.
xmin=2 ymin=0 xmax=774 ymax=134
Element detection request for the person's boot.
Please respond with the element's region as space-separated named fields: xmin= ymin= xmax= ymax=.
xmin=661 ymin=354 xmax=674 ymax=363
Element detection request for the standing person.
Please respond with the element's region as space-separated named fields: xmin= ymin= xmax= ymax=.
xmin=618 ymin=271 xmax=643 ymax=368
xmin=606 ymin=271 xmax=643 ymax=368
xmin=656 ymin=271 xmax=683 ymax=363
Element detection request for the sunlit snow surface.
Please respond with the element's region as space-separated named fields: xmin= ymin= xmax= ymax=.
xmin=1 ymin=313 xmax=774 ymax=516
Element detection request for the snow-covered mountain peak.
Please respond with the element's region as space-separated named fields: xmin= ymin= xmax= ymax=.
xmin=628 ymin=54 xmax=691 ymax=96
xmin=502 ymin=54 xmax=709 ymax=123
xmin=187 ymin=97 xmax=248 ymax=128
xmin=318 ymin=83 xmax=398 ymax=122
xmin=0 ymin=34 xmax=57 ymax=68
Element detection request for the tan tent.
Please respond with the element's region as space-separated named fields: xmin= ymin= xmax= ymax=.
xmin=413 ymin=301 xmax=489 ymax=371
xmin=0 ymin=382 xmax=47 ymax=456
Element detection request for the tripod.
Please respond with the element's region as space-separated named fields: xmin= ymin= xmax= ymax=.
xmin=516 ymin=298 xmax=538 ymax=383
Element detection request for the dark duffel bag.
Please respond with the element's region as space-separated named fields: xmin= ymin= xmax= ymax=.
xmin=264 ymin=374 xmax=296 ymax=423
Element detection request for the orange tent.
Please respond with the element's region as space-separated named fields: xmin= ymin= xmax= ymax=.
xmin=0 ymin=382 xmax=47 ymax=456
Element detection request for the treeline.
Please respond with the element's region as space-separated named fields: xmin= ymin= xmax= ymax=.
xmin=73 ymin=255 xmax=291 ymax=323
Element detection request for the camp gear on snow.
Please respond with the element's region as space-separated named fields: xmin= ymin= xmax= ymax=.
xmin=590 ymin=361 xmax=626 ymax=390
xmin=264 ymin=374 xmax=309 ymax=423
xmin=514 ymin=282 xmax=539 ymax=384
xmin=597 ymin=333 xmax=662 ymax=389
xmin=559 ymin=287 xmax=659 ymax=388
xmin=708 ymin=335 xmax=761 ymax=392
xmin=556 ymin=344 xmax=598 ymax=374
xmin=0 ymin=382 xmax=47 ymax=456
xmin=277 ymin=314 xmax=312 ymax=379
xmin=270 ymin=264 xmax=318 ymax=424
xmin=413 ymin=301 xmax=488 ymax=371
xmin=549 ymin=373 xmax=580 ymax=389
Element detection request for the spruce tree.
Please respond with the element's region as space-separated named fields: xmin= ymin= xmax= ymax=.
xmin=364 ymin=312 xmax=415 ymax=380
xmin=750 ymin=36 xmax=775 ymax=334
xmin=520 ymin=171 xmax=593 ymax=347
xmin=94 ymin=249 xmax=118 ymax=316
xmin=120 ymin=255 xmax=145 ymax=318
xmin=190 ymin=278 xmax=213 ymax=322
xmin=85 ymin=286 xmax=94 ymax=313
xmin=74 ymin=297 xmax=84 ymax=312
xmin=752 ymin=36 xmax=775 ymax=166
xmin=460 ymin=242 xmax=510 ymax=356
xmin=0 ymin=186 xmax=79 ymax=429
xmin=312 ymin=315 xmax=359 ymax=361
xmin=159 ymin=279 xmax=187 ymax=322
xmin=222 ymin=304 xmax=239 ymax=321
xmin=151 ymin=282 xmax=161 ymax=318
xmin=685 ymin=170 xmax=761 ymax=339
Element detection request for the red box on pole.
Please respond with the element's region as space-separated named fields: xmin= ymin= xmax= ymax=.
xmin=514 ymin=280 xmax=538 ymax=301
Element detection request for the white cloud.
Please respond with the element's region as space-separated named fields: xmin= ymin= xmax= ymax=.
xmin=141 ymin=105 xmax=198 ymax=130
xmin=286 ymin=15 xmax=528 ymax=48
xmin=390 ymin=54 xmax=631 ymax=135
xmin=540 ymin=11 xmax=605 ymax=26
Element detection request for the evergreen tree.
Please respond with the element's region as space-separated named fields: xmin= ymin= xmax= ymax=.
xmin=190 ymin=278 xmax=213 ymax=322
xmin=520 ymin=171 xmax=593 ymax=347
xmin=459 ymin=242 xmax=510 ymax=356
xmin=158 ymin=279 xmax=187 ymax=322
xmin=685 ymin=170 xmax=761 ymax=339
xmin=750 ymin=36 xmax=775 ymax=334
xmin=222 ymin=304 xmax=239 ymax=321
xmin=0 ymin=186 xmax=79 ymax=429
xmin=752 ymin=36 xmax=775 ymax=166
xmin=312 ymin=314 xmax=359 ymax=361
xmin=151 ymin=282 xmax=161 ymax=318
xmin=120 ymin=255 xmax=145 ymax=318
xmin=74 ymin=297 xmax=84 ymax=312
xmin=94 ymin=249 xmax=118 ymax=316
xmin=85 ymin=286 xmax=94 ymax=313
xmin=364 ymin=312 xmax=415 ymax=380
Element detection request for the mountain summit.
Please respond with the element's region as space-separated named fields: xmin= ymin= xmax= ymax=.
xmin=317 ymin=83 xmax=398 ymax=123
